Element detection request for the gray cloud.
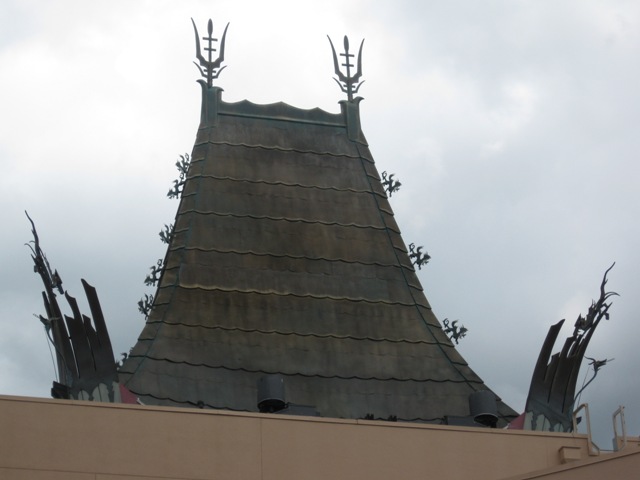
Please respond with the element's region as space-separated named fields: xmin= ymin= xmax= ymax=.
xmin=1 ymin=0 xmax=638 ymax=447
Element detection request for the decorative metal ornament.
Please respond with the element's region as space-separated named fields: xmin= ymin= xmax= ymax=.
xmin=381 ymin=171 xmax=402 ymax=197
xmin=573 ymin=356 xmax=614 ymax=405
xmin=167 ymin=153 xmax=191 ymax=199
xmin=138 ymin=293 xmax=154 ymax=319
xmin=442 ymin=318 xmax=468 ymax=345
xmin=409 ymin=243 xmax=430 ymax=270
xmin=144 ymin=259 xmax=164 ymax=287
xmin=192 ymin=18 xmax=229 ymax=87
xmin=25 ymin=212 xmax=118 ymax=401
xmin=159 ymin=223 xmax=174 ymax=244
xmin=523 ymin=263 xmax=618 ymax=432
xmin=328 ymin=35 xmax=365 ymax=101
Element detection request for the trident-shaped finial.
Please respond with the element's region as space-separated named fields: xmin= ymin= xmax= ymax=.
xmin=192 ymin=18 xmax=229 ymax=87
xmin=328 ymin=35 xmax=365 ymax=101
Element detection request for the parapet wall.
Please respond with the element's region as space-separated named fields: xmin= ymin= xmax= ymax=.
xmin=0 ymin=395 xmax=592 ymax=480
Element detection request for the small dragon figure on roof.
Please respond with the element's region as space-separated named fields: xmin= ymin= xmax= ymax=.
xmin=381 ymin=171 xmax=402 ymax=197
xmin=409 ymin=243 xmax=430 ymax=270
xmin=443 ymin=318 xmax=468 ymax=345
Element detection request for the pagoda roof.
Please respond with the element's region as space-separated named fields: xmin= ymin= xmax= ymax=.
xmin=119 ymin=86 xmax=516 ymax=424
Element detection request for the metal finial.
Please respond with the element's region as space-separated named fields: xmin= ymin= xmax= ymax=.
xmin=328 ymin=34 xmax=365 ymax=101
xmin=192 ymin=18 xmax=229 ymax=87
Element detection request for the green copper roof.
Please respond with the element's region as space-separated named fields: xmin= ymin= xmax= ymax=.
xmin=119 ymin=87 xmax=516 ymax=424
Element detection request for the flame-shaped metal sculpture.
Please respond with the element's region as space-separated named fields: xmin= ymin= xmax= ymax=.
xmin=524 ymin=263 xmax=618 ymax=432
xmin=328 ymin=35 xmax=365 ymax=101
xmin=25 ymin=212 xmax=119 ymax=401
xmin=192 ymin=18 xmax=229 ymax=88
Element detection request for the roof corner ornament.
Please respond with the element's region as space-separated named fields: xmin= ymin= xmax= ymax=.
xmin=25 ymin=211 xmax=123 ymax=402
xmin=192 ymin=18 xmax=229 ymax=88
xmin=522 ymin=263 xmax=618 ymax=432
xmin=328 ymin=35 xmax=365 ymax=101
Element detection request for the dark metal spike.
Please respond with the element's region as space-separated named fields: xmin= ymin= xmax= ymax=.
xmin=191 ymin=18 xmax=206 ymax=66
xmin=327 ymin=36 xmax=345 ymax=82
xmin=354 ymin=39 xmax=365 ymax=82
xmin=210 ymin=22 xmax=230 ymax=70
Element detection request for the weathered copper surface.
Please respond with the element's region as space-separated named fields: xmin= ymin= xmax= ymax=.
xmin=118 ymin=78 xmax=517 ymax=423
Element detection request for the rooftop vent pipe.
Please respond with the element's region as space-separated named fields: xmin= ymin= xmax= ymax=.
xmin=257 ymin=374 xmax=286 ymax=413
xmin=469 ymin=390 xmax=498 ymax=428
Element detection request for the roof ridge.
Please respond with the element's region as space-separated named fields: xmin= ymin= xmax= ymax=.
xmin=175 ymin=208 xmax=397 ymax=231
xmin=185 ymin=173 xmax=385 ymax=196
xmin=154 ymin=285 xmax=428 ymax=307
xmin=166 ymin=245 xmax=414 ymax=269
xmin=140 ymin=322 xmax=447 ymax=345
xmin=193 ymin=140 xmax=374 ymax=161
xmin=125 ymin=356 xmax=476 ymax=382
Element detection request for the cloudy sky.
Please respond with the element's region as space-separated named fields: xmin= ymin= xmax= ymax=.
xmin=1 ymin=0 xmax=638 ymax=447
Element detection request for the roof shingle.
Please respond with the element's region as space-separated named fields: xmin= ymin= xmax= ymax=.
xmin=119 ymin=88 xmax=516 ymax=424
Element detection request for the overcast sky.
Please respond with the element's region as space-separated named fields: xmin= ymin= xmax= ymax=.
xmin=1 ymin=0 xmax=639 ymax=448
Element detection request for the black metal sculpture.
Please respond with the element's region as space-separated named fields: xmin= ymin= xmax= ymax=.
xmin=192 ymin=18 xmax=229 ymax=88
xmin=159 ymin=223 xmax=174 ymax=244
xmin=409 ymin=243 xmax=430 ymax=270
xmin=167 ymin=153 xmax=191 ymax=199
xmin=144 ymin=259 xmax=164 ymax=287
xmin=137 ymin=293 xmax=154 ymax=319
xmin=26 ymin=212 xmax=119 ymax=401
xmin=523 ymin=264 xmax=618 ymax=432
xmin=381 ymin=171 xmax=402 ymax=197
xmin=442 ymin=318 xmax=468 ymax=345
xmin=328 ymin=35 xmax=364 ymax=101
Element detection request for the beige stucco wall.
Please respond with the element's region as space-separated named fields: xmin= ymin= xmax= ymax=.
xmin=504 ymin=448 xmax=640 ymax=479
xmin=0 ymin=395 xmax=600 ymax=480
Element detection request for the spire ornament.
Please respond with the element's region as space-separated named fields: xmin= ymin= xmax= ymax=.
xmin=328 ymin=35 xmax=365 ymax=101
xmin=192 ymin=18 xmax=229 ymax=87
